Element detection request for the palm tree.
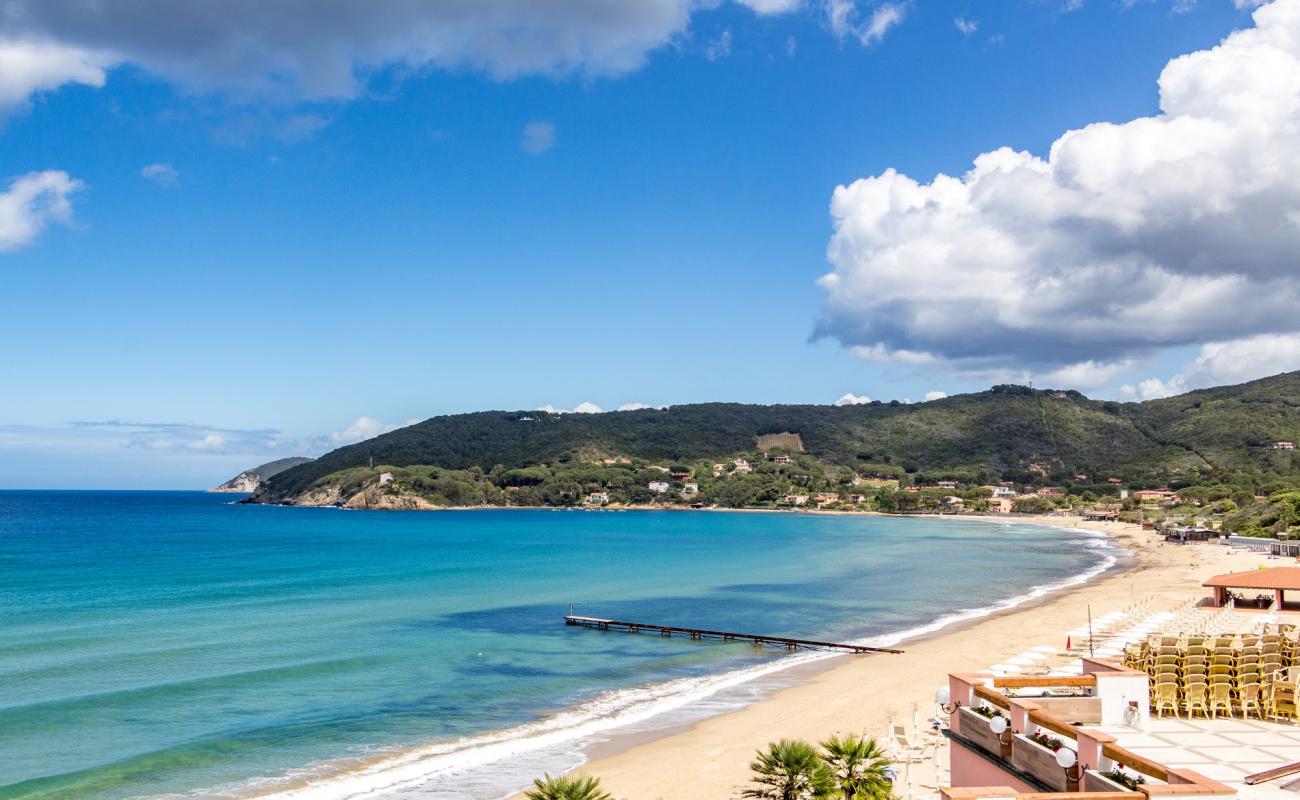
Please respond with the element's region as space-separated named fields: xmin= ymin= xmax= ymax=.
xmin=820 ymin=735 xmax=893 ymax=800
xmin=743 ymin=738 xmax=836 ymax=800
xmin=524 ymin=773 xmax=614 ymax=800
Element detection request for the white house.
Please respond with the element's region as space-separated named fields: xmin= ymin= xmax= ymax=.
xmin=378 ymin=472 xmax=394 ymax=485
xmin=681 ymin=482 xmax=699 ymax=497
xmin=585 ymin=492 xmax=609 ymax=505
xmin=648 ymin=481 xmax=670 ymax=494
xmin=733 ymin=459 xmax=753 ymax=474
xmin=1274 ymin=441 xmax=1296 ymax=450
xmin=773 ymin=455 xmax=793 ymax=464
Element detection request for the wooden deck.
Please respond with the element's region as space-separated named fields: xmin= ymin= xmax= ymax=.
xmin=564 ymin=615 xmax=903 ymax=654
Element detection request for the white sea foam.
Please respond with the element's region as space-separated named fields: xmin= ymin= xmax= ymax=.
xmin=219 ymin=525 xmax=1124 ymax=800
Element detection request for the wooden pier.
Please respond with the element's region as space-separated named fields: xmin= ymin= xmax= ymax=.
xmin=564 ymin=615 xmax=903 ymax=654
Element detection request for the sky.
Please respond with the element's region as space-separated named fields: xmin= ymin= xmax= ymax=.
xmin=2 ymin=0 xmax=1298 ymax=488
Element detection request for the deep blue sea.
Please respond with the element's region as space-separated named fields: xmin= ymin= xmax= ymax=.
xmin=0 ymin=491 xmax=1118 ymax=800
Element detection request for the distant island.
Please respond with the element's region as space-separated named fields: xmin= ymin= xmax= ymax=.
xmin=211 ymin=457 xmax=314 ymax=493
xmin=243 ymin=372 xmax=1300 ymax=538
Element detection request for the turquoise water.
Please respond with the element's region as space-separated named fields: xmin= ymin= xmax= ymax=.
xmin=0 ymin=492 xmax=1116 ymax=800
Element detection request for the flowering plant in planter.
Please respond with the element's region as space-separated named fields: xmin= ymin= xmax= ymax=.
xmin=971 ymin=704 xmax=1003 ymax=719
xmin=1027 ymin=732 xmax=1065 ymax=751
xmin=1105 ymin=768 xmax=1146 ymax=790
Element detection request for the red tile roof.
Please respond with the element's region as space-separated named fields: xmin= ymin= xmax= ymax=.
xmin=1203 ymin=566 xmax=1300 ymax=591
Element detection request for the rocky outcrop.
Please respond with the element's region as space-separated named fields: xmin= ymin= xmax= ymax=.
xmin=210 ymin=457 xmax=314 ymax=493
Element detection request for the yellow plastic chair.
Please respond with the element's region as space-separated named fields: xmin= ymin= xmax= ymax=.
xmin=1183 ymin=680 xmax=1209 ymax=717
xmin=1208 ymin=679 xmax=1235 ymax=718
xmin=1239 ymin=682 xmax=1263 ymax=719
xmin=1153 ymin=681 xmax=1181 ymax=718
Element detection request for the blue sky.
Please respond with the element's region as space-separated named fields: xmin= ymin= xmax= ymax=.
xmin=2 ymin=0 xmax=1296 ymax=488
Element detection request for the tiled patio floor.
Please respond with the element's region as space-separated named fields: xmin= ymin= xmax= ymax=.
xmin=1102 ymin=717 xmax=1300 ymax=799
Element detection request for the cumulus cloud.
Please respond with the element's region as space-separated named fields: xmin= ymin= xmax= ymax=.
xmin=954 ymin=17 xmax=978 ymax=36
xmin=520 ymin=120 xmax=556 ymax=154
xmin=924 ymin=390 xmax=948 ymax=401
xmin=0 ymin=1 xmax=819 ymax=108
xmin=617 ymin=402 xmax=655 ymax=411
xmin=1120 ymin=333 xmax=1300 ymax=399
xmin=834 ymin=392 xmax=872 ymax=406
xmin=816 ymin=0 xmax=1300 ymax=390
xmin=0 ymin=38 xmax=110 ymax=110
xmin=328 ymin=416 xmax=418 ymax=446
xmin=537 ymin=402 xmax=604 ymax=414
xmin=827 ymin=1 xmax=907 ymax=46
xmin=140 ymin=162 xmax=179 ymax=186
xmin=0 ymin=170 xmax=82 ymax=252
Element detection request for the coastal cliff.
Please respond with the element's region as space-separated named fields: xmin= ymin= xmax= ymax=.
xmin=211 ymin=457 xmax=314 ymax=493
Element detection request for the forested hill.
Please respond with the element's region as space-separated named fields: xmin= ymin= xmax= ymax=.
xmin=250 ymin=372 xmax=1300 ymax=505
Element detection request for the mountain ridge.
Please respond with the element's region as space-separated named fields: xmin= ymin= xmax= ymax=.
xmin=247 ymin=372 xmax=1300 ymax=510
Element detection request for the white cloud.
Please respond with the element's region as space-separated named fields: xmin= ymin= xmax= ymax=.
xmin=924 ymin=390 xmax=948 ymax=401
xmin=537 ymin=402 xmax=605 ymax=414
xmin=0 ymin=38 xmax=110 ymax=110
xmin=737 ymin=0 xmax=804 ymax=12
xmin=140 ymin=162 xmax=179 ymax=186
xmin=0 ymin=170 xmax=82 ymax=252
xmin=954 ymin=17 xmax=978 ymax=36
xmin=827 ymin=1 xmax=907 ymax=45
xmin=816 ymin=0 xmax=1300 ymax=391
xmin=328 ymin=416 xmax=417 ymax=445
xmin=617 ymin=402 xmax=651 ymax=411
xmin=834 ymin=392 xmax=872 ymax=406
xmin=521 ymin=120 xmax=556 ymax=154
xmin=0 ymin=1 xmax=814 ymax=108
xmin=1121 ymin=332 xmax=1300 ymax=399
xmin=706 ymin=28 xmax=733 ymax=61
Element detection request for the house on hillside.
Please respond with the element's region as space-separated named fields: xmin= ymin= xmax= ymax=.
xmin=732 ymin=459 xmax=753 ymax=474
xmin=584 ymin=492 xmax=609 ymax=505
xmin=773 ymin=454 xmax=793 ymax=464
xmin=1107 ymin=477 xmax=1123 ymax=484
xmin=1036 ymin=487 xmax=1062 ymax=497
xmin=936 ymin=480 xmax=958 ymax=490
xmin=681 ymin=482 xmax=699 ymax=497
xmin=378 ymin=472 xmax=394 ymax=485
xmin=989 ymin=497 xmax=1014 ymax=514
xmin=815 ymin=493 xmax=840 ymax=505
xmin=1274 ymin=441 xmax=1296 ymax=450
xmin=784 ymin=494 xmax=809 ymax=506
xmin=941 ymin=495 xmax=965 ymax=507
xmin=1134 ymin=489 xmax=1176 ymax=503
xmin=670 ymin=470 xmax=691 ymax=480
xmin=648 ymin=481 xmax=670 ymax=494
xmin=984 ymin=485 xmax=1016 ymax=498
xmin=846 ymin=493 xmax=867 ymax=504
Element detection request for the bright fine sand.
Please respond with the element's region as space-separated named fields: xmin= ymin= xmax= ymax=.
xmin=533 ymin=515 xmax=1280 ymax=800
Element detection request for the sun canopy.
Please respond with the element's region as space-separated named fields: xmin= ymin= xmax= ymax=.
xmin=1202 ymin=566 xmax=1300 ymax=591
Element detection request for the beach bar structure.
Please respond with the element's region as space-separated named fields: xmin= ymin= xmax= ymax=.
xmin=944 ymin=659 xmax=1239 ymax=800
xmin=1203 ymin=567 xmax=1300 ymax=611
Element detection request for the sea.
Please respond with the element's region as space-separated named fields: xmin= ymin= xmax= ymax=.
xmin=0 ymin=491 xmax=1122 ymax=800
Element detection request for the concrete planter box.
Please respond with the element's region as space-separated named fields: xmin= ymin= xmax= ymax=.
xmin=956 ymin=706 xmax=1006 ymax=757
xmin=1011 ymin=734 xmax=1071 ymax=791
xmin=1084 ymin=770 xmax=1141 ymax=793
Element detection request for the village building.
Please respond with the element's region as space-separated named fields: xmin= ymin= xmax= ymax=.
xmin=680 ymin=482 xmax=699 ymax=497
xmin=378 ymin=472 xmax=394 ymax=485
xmin=1274 ymin=441 xmax=1296 ymax=450
xmin=784 ymin=494 xmax=810 ymax=506
xmin=1036 ymin=487 xmax=1063 ymax=497
xmin=584 ymin=492 xmax=609 ymax=505
xmin=732 ymin=459 xmax=753 ymax=474
xmin=773 ymin=454 xmax=794 ymax=464
xmin=988 ymin=497 xmax=1014 ymax=514
xmin=647 ymin=481 xmax=670 ymax=494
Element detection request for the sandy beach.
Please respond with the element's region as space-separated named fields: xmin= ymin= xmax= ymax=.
xmin=535 ymin=515 xmax=1281 ymax=800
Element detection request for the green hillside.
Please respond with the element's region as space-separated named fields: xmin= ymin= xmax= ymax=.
xmin=251 ymin=373 xmax=1300 ymax=513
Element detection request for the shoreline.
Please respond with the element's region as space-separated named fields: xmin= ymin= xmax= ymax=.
xmin=557 ymin=515 xmax=1274 ymax=800
xmin=225 ymin=513 xmax=1136 ymax=800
